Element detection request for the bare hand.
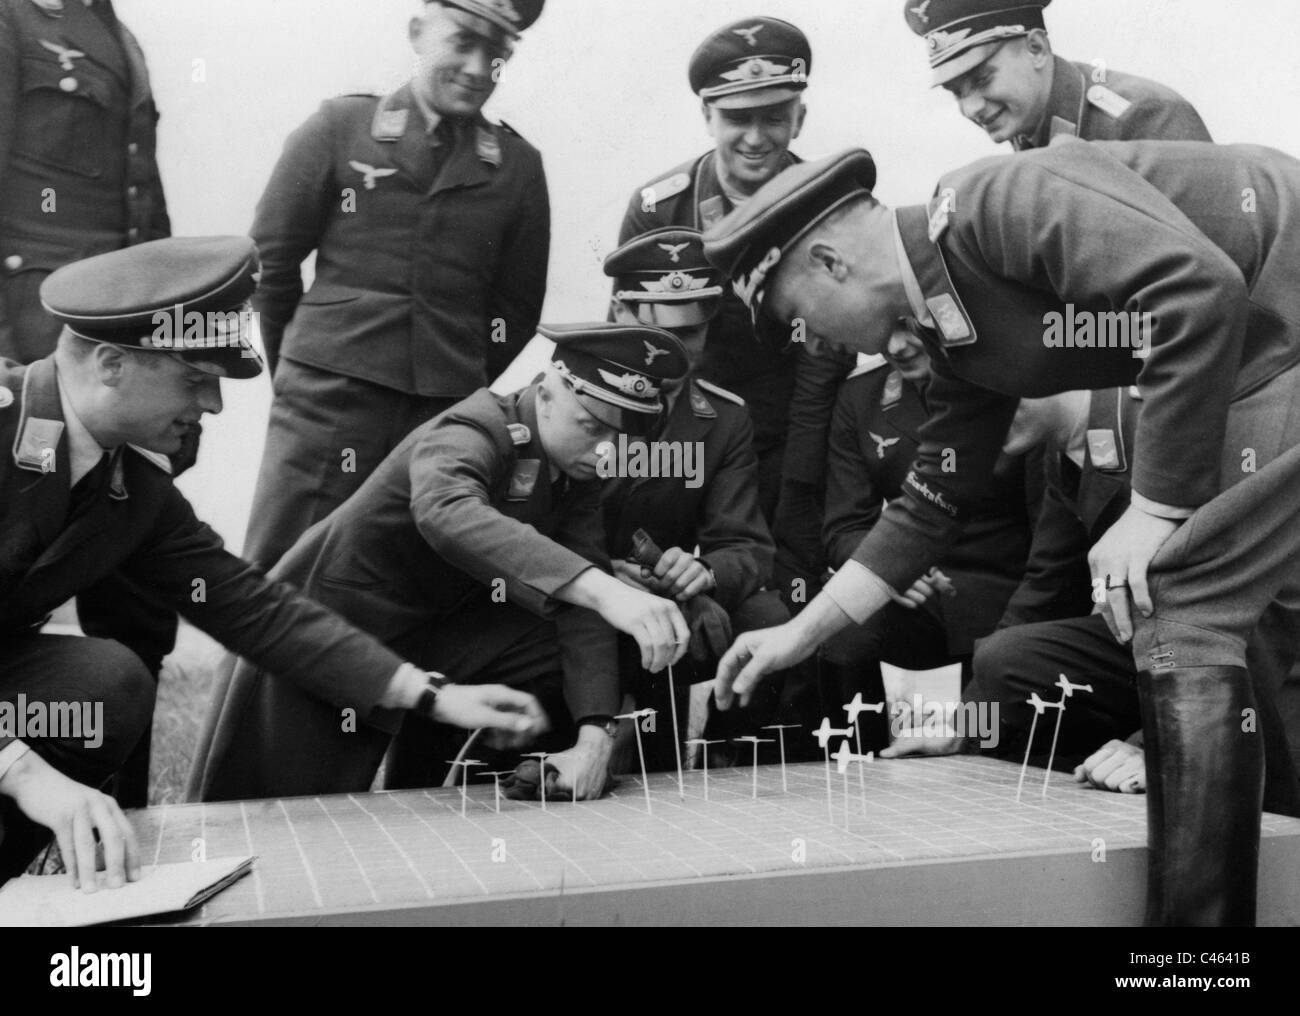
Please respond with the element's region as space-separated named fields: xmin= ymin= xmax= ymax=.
xmin=1088 ymin=505 xmax=1182 ymax=643
xmin=610 ymin=559 xmax=653 ymax=592
xmin=432 ymin=685 xmax=549 ymax=748
xmin=599 ymin=585 xmax=689 ymax=672
xmin=650 ymin=547 xmax=715 ymax=601
xmin=715 ymin=623 xmax=816 ymax=711
xmin=0 ymin=751 xmax=140 ymax=893
xmin=1073 ymin=739 xmax=1145 ymax=793
xmin=547 ymin=727 xmax=613 ymax=801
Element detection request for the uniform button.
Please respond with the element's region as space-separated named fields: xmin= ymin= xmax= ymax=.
xmin=128 ymin=143 xmax=139 ymax=156
xmin=59 ymin=76 xmax=78 ymax=92
xmin=127 ymin=186 xmax=138 ymax=198
xmin=128 ymin=228 xmax=140 ymax=242
xmin=3 ymin=255 xmax=23 ymax=272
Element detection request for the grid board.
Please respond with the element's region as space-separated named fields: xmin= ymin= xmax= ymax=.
xmin=131 ymin=756 xmax=1300 ymax=926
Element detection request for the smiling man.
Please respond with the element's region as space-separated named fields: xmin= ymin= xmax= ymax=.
xmin=619 ymin=16 xmax=852 ymax=610
xmin=904 ymin=0 xmax=1211 ymax=149
xmin=0 ymin=238 xmax=545 ymax=891
xmin=242 ymin=0 xmax=549 ymax=572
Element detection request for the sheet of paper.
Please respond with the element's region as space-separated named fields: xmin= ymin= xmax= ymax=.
xmin=0 ymin=856 xmax=254 ymax=927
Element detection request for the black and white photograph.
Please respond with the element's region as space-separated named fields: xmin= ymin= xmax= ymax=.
xmin=1 ymin=0 xmax=1298 ymax=978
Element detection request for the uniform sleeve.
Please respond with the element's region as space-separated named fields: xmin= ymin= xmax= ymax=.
xmin=822 ymin=384 xmax=886 ymax=572
xmin=119 ymin=488 xmax=407 ymax=720
xmin=486 ymin=149 xmax=550 ymax=381
xmin=549 ymin=481 xmax=620 ymax=720
xmin=249 ymin=105 xmax=337 ymax=375
xmin=695 ymin=412 xmax=773 ymax=612
xmin=849 ymin=364 xmax=1019 ymax=594
xmin=782 ymin=345 xmax=853 ymax=486
xmin=407 ymin=412 xmax=597 ymax=616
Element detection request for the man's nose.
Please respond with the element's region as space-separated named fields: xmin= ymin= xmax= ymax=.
xmin=463 ymin=46 xmax=491 ymax=79
xmin=198 ymin=378 xmax=223 ymax=416
xmin=959 ymin=90 xmax=989 ymax=123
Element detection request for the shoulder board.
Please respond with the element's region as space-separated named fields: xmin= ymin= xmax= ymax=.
xmin=1086 ymin=84 xmax=1133 ymax=120
xmin=0 ymin=386 xmax=14 ymax=411
xmin=27 ymin=0 xmax=65 ymax=17
xmin=642 ymin=171 xmax=691 ymax=206
xmin=128 ymin=444 xmax=173 ymax=474
xmin=507 ymin=423 xmax=532 ymax=446
xmin=695 ymin=379 xmax=744 ymax=406
xmin=846 ymin=354 xmax=889 ymax=380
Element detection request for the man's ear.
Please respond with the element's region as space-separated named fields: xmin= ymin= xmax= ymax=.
xmin=408 ymin=12 xmax=426 ymax=49
xmin=1026 ymin=28 xmax=1052 ymax=67
xmin=792 ymin=101 xmax=807 ymax=140
xmin=92 ymin=344 xmax=128 ymax=388
xmin=807 ymin=241 xmax=849 ymax=282
xmin=701 ymin=101 xmax=717 ymax=139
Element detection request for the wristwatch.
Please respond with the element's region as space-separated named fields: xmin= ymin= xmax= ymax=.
xmin=416 ymin=672 xmax=453 ymax=721
xmin=578 ymin=715 xmax=618 ymax=740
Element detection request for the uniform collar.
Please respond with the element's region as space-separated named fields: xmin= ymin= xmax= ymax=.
xmin=893 ymin=211 xmax=934 ymax=329
xmin=409 ymin=82 xmax=444 ymax=136
xmin=1018 ymin=55 xmax=1084 ymax=151
xmin=894 ymin=203 xmax=978 ymax=349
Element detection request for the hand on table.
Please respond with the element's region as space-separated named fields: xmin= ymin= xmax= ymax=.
xmin=1073 ymin=739 xmax=1146 ymax=793
xmin=0 ymin=751 xmax=140 ymax=893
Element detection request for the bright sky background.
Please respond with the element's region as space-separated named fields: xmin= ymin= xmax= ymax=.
xmin=109 ymin=0 xmax=1300 ymax=551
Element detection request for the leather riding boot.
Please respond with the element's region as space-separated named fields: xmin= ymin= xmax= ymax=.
xmin=1138 ymin=666 xmax=1264 ymax=927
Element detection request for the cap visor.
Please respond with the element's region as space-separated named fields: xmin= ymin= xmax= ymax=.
xmin=930 ymin=42 xmax=1002 ymax=87
xmin=184 ymin=343 xmax=264 ymax=380
xmin=709 ymin=86 xmax=804 ymax=110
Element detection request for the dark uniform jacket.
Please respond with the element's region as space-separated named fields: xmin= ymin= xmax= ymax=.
xmin=0 ymin=356 xmax=405 ymax=756
xmin=252 ymin=83 xmax=549 ymax=395
xmin=0 ymin=0 xmax=169 ymax=361
xmin=601 ymin=377 xmax=773 ymax=614
xmin=620 ymin=151 xmax=851 ymax=488
xmin=852 ymin=139 xmax=1300 ymax=595
xmin=199 ymin=384 xmax=620 ymax=758
xmin=1014 ymin=56 xmax=1212 ymax=151
xmin=997 ymin=386 xmax=1140 ymax=629
xmin=824 ymin=363 xmax=1032 ymax=654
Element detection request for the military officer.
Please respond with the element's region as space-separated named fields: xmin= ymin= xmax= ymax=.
xmin=602 ymin=228 xmax=793 ymax=768
xmin=189 ymin=324 xmax=693 ymax=804
xmin=820 ymin=321 xmax=1034 ymax=750
xmin=0 ymin=0 xmax=170 ymax=362
xmin=0 ymin=237 xmax=543 ymax=890
xmin=923 ymin=388 xmax=1300 ymax=813
xmin=617 ymin=16 xmax=853 ymax=600
xmin=704 ymin=142 xmax=1300 ymax=925
xmin=904 ymin=0 xmax=1211 ymax=149
xmin=243 ymin=0 xmax=550 ymax=571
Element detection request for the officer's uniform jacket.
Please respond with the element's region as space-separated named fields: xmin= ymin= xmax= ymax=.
xmin=601 ymin=377 xmax=773 ymax=614
xmin=0 ymin=356 xmax=405 ymax=755
xmin=824 ymin=363 xmax=1032 ymax=654
xmin=851 ymin=139 xmax=1300 ymax=595
xmin=997 ymin=387 xmax=1140 ymax=629
xmin=209 ymin=384 xmax=619 ymax=730
xmin=252 ymin=82 xmax=549 ymax=395
xmin=0 ymin=0 xmax=169 ymax=360
xmin=620 ymin=151 xmax=851 ymax=486
xmin=1014 ymin=56 xmax=1212 ymax=150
